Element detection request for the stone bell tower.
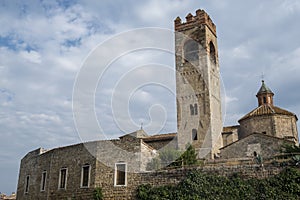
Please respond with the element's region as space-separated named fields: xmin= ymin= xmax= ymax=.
xmin=175 ymin=9 xmax=223 ymax=158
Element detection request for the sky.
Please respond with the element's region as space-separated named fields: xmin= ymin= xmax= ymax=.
xmin=1 ymin=0 xmax=300 ymax=194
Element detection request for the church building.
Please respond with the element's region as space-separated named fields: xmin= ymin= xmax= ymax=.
xmin=16 ymin=9 xmax=298 ymax=200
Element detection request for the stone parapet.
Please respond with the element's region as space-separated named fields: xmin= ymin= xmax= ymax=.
xmin=174 ymin=9 xmax=216 ymax=36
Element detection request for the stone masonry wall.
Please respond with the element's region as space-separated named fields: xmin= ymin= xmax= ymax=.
xmin=99 ymin=164 xmax=285 ymax=200
xmin=239 ymin=115 xmax=274 ymax=139
xmin=17 ymin=144 xmax=287 ymax=200
xmin=219 ymin=133 xmax=293 ymax=160
xmin=274 ymin=115 xmax=298 ymax=142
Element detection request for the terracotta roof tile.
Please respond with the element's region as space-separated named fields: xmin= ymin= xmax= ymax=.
xmin=143 ymin=133 xmax=177 ymax=142
xmin=239 ymin=105 xmax=297 ymax=122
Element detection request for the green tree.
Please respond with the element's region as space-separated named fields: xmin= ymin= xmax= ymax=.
xmin=180 ymin=144 xmax=198 ymax=166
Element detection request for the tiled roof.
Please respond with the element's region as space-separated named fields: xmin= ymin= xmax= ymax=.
xmin=239 ymin=104 xmax=297 ymax=122
xmin=143 ymin=133 xmax=177 ymax=142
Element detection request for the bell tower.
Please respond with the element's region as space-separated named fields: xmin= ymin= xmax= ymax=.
xmin=175 ymin=9 xmax=223 ymax=158
xmin=256 ymin=80 xmax=274 ymax=106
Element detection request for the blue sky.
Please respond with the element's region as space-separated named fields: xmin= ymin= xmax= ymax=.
xmin=1 ymin=0 xmax=300 ymax=194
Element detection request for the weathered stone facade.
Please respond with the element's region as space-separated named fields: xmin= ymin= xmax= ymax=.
xmin=239 ymin=113 xmax=298 ymax=143
xmin=16 ymin=134 xmax=160 ymax=200
xmin=175 ymin=9 xmax=223 ymax=159
xmin=219 ymin=133 xmax=294 ymax=160
xmin=222 ymin=125 xmax=239 ymax=147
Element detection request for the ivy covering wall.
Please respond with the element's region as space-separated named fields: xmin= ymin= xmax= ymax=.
xmin=137 ymin=167 xmax=300 ymax=200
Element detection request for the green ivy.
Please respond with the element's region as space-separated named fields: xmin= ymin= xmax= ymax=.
xmin=137 ymin=168 xmax=300 ymax=200
xmin=93 ymin=187 xmax=103 ymax=200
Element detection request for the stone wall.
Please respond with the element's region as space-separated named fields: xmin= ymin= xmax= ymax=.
xmin=219 ymin=133 xmax=293 ymax=159
xmin=239 ymin=114 xmax=298 ymax=143
xmin=99 ymin=164 xmax=285 ymax=200
xmin=16 ymin=143 xmax=97 ymax=200
xmin=273 ymin=115 xmax=298 ymax=143
xmin=239 ymin=115 xmax=274 ymax=139
xmin=17 ymin=142 xmax=288 ymax=200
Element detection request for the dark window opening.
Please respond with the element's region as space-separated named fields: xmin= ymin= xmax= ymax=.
xmin=190 ymin=104 xmax=194 ymax=115
xmin=184 ymin=40 xmax=199 ymax=61
xmin=263 ymin=97 xmax=267 ymax=103
xmin=253 ymin=151 xmax=257 ymax=157
xmin=81 ymin=165 xmax=90 ymax=187
xmin=25 ymin=175 xmax=30 ymax=194
xmin=190 ymin=104 xmax=198 ymax=115
xmin=115 ymin=163 xmax=126 ymax=186
xmin=209 ymin=42 xmax=216 ymax=64
xmin=59 ymin=168 xmax=67 ymax=189
xmin=194 ymin=103 xmax=198 ymax=115
xmin=192 ymin=129 xmax=198 ymax=140
xmin=41 ymin=171 xmax=46 ymax=191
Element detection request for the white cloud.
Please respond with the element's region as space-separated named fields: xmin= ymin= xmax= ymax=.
xmin=20 ymin=50 xmax=41 ymax=64
xmin=0 ymin=0 xmax=300 ymax=195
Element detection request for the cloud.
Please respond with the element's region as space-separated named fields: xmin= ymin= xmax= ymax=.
xmin=0 ymin=0 xmax=300 ymax=195
xmin=20 ymin=50 xmax=41 ymax=64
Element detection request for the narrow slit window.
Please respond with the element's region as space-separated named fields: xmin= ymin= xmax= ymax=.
xmin=192 ymin=129 xmax=198 ymax=140
xmin=41 ymin=171 xmax=47 ymax=191
xmin=209 ymin=41 xmax=216 ymax=64
xmin=25 ymin=175 xmax=30 ymax=194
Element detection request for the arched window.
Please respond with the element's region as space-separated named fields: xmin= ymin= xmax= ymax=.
xmin=209 ymin=41 xmax=216 ymax=64
xmin=192 ymin=129 xmax=198 ymax=140
xmin=263 ymin=97 xmax=267 ymax=104
xmin=184 ymin=40 xmax=199 ymax=61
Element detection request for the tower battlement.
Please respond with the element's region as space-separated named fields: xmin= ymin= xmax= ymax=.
xmin=174 ymin=9 xmax=216 ymax=36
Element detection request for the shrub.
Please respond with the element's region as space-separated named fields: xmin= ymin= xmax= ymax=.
xmin=137 ymin=168 xmax=300 ymax=200
xmin=93 ymin=187 xmax=103 ymax=200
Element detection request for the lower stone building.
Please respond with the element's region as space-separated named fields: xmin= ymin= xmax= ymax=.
xmin=16 ymin=130 xmax=177 ymax=200
xmin=219 ymin=132 xmax=294 ymax=160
